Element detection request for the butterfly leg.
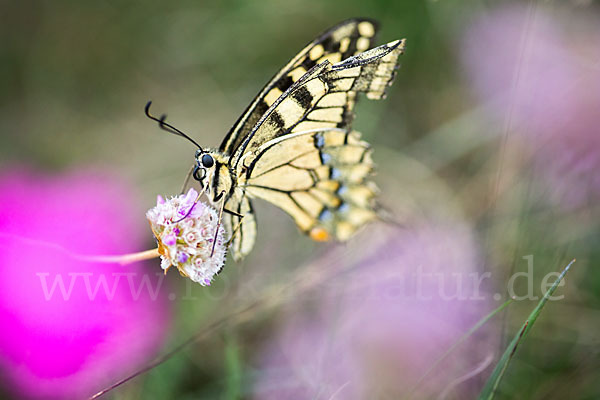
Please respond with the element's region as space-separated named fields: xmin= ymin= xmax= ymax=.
xmin=224 ymin=214 xmax=245 ymax=247
xmin=180 ymin=163 xmax=195 ymax=194
xmin=224 ymin=208 xmax=244 ymax=218
xmin=210 ymin=191 xmax=227 ymax=257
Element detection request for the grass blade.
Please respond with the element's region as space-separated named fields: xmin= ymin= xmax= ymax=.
xmin=404 ymin=298 xmax=513 ymax=400
xmin=477 ymin=259 xmax=575 ymax=400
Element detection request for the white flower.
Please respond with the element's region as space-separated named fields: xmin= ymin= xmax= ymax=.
xmin=146 ymin=188 xmax=228 ymax=286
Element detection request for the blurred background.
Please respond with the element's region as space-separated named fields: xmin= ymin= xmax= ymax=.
xmin=1 ymin=0 xmax=599 ymax=399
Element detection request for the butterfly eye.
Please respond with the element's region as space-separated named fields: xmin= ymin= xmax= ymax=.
xmin=201 ymin=154 xmax=214 ymax=168
xmin=193 ymin=166 xmax=205 ymax=181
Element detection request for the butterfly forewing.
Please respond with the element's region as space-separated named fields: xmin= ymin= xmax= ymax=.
xmin=219 ymin=18 xmax=379 ymax=154
xmin=232 ymin=39 xmax=405 ymax=168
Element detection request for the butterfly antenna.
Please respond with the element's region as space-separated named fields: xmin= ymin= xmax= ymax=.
xmin=145 ymin=101 xmax=203 ymax=150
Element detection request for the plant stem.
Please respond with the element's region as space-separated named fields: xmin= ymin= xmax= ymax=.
xmin=74 ymin=248 xmax=160 ymax=265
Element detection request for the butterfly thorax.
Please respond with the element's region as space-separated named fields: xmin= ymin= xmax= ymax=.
xmin=196 ymin=150 xmax=237 ymax=203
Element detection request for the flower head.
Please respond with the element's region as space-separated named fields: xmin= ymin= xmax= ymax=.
xmin=146 ymin=188 xmax=228 ymax=286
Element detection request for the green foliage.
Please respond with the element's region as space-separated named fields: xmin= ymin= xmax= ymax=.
xmin=478 ymin=260 xmax=575 ymax=400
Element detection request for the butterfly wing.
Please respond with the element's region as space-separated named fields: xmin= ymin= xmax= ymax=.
xmin=232 ymin=39 xmax=405 ymax=169
xmin=219 ymin=18 xmax=379 ymax=154
xmin=242 ymin=128 xmax=377 ymax=241
xmin=234 ymin=40 xmax=405 ymax=241
xmin=222 ymin=194 xmax=256 ymax=262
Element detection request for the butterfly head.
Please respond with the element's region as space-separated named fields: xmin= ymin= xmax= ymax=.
xmin=193 ymin=149 xmax=216 ymax=188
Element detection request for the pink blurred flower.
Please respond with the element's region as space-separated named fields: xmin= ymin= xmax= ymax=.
xmin=462 ymin=5 xmax=600 ymax=207
xmin=253 ymin=224 xmax=495 ymax=399
xmin=0 ymin=167 xmax=170 ymax=399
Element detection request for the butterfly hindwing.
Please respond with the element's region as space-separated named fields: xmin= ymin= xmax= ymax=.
xmin=219 ymin=18 xmax=379 ymax=154
xmin=223 ymin=193 xmax=256 ymax=262
xmin=242 ymin=129 xmax=377 ymax=241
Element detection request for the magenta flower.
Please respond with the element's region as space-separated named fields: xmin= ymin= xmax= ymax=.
xmin=462 ymin=5 xmax=600 ymax=207
xmin=253 ymin=223 xmax=495 ymax=399
xmin=0 ymin=167 xmax=170 ymax=399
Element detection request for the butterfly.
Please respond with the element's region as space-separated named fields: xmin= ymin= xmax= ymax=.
xmin=145 ymin=18 xmax=406 ymax=262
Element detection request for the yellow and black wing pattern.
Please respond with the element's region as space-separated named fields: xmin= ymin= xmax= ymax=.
xmin=232 ymin=39 xmax=405 ymax=160
xmin=242 ymin=129 xmax=378 ymax=242
xmin=219 ymin=19 xmax=407 ymax=262
xmin=219 ymin=18 xmax=380 ymax=155
xmin=232 ymin=38 xmax=405 ymax=246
